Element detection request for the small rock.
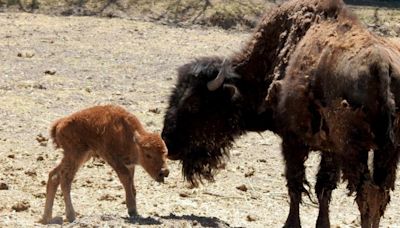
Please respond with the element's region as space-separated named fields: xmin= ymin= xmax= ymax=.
xmin=246 ymin=215 xmax=257 ymax=222
xmin=99 ymin=194 xmax=117 ymax=201
xmin=44 ymin=69 xmax=56 ymax=75
xmin=12 ymin=201 xmax=30 ymax=212
xmin=41 ymin=180 xmax=46 ymax=185
xmin=7 ymin=154 xmax=15 ymax=159
xmin=37 ymin=156 xmax=44 ymax=161
xmin=33 ymin=193 xmax=46 ymax=198
xmin=25 ymin=170 xmax=37 ymax=177
xmin=257 ymin=159 xmax=266 ymax=163
xmin=33 ymin=84 xmax=47 ymax=90
xmin=146 ymin=121 xmax=156 ymax=127
xmin=179 ymin=192 xmax=190 ymax=198
xmin=236 ymin=184 xmax=248 ymax=192
xmin=17 ymin=50 xmax=35 ymax=58
xmin=148 ymin=108 xmax=161 ymax=114
xmin=101 ymin=214 xmax=114 ymax=221
xmin=36 ymin=134 xmax=48 ymax=144
xmin=0 ymin=183 xmax=9 ymax=190
xmin=85 ymin=88 xmax=92 ymax=93
xmin=231 ymin=149 xmax=241 ymax=156
xmin=245 ymin=168 xmax=255 ymax=177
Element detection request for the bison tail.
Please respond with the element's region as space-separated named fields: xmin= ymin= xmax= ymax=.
xmin=376 ymin=62 xmax=396 ymax=146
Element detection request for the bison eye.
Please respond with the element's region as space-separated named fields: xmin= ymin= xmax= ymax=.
xmin=146 ymin=153 xmax=153 ymax=159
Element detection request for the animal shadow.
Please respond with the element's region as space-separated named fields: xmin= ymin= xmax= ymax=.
xmin=160 ymin=213 xmax=235 ymax=227
xmin=123 ymin=215 xmax=162 ymax=225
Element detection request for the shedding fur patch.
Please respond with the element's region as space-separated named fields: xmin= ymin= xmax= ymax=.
xmin=51 ymin=174 xmax=59 ymax=181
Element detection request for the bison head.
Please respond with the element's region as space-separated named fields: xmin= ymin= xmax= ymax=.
xmin=162 ymin=57 xmax=246 ymax=186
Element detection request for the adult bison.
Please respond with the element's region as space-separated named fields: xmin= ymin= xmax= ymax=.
xmin=162 ymin=0 xmax=400 ymax=227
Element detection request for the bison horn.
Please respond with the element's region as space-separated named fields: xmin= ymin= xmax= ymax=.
xmin=223 ymin=84 xmax=240 ymax=99
xmin=207 ymin=59 xmax=229 ymax=91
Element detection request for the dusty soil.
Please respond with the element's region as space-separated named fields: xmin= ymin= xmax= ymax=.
xmin=0 ymin=12 xmax=399 ymax=228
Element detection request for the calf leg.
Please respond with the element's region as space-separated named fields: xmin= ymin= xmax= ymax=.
xmin=41 ymin=165 xmax=62 ymax=224
xmin=59 ymin=150 xmax=90 ymax=223
xmin=108 ymin=158 xmax=137 ymax=217
xmin=282 ymin=137 xmax=310 ymax=228
xmin=315 ymin=153 xmax=340 ymax=228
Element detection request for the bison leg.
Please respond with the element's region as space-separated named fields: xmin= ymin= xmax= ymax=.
xmin=370 ymin=144 xmax=399 ymax=227
xmin=341 ymin=149 xmax=376 ymax=228
xmin=281 ymin=137 xmax=309 ymax=228
xmin=315 ymin=153 xmax=340 ymax=228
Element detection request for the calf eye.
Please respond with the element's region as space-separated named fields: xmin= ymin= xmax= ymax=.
xmin=146 ymin=154 xmax=153 ymax=159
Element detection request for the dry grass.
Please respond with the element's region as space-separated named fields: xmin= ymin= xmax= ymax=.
xmin=2 ymin=0 xmax=400 ymax=33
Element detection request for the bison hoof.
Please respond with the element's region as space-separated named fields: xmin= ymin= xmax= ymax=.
xmin=128 ymin=210 xmax=138 ymax=218
xmin=283 ymin=218 xmax=301 ymax=228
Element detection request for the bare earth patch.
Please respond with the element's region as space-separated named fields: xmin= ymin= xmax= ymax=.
xmin=0 ymin=13 xmax=399 ymax=227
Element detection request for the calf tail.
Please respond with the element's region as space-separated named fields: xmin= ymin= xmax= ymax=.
xmin=50 ymin=118 xmax=62 ymax=149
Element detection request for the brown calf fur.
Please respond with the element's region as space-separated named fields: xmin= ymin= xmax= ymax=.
xmin=40 ymin=105 xmax=169 ymax=224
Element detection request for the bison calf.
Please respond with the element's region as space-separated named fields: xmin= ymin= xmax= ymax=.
xmin=41 ymin=105 xmax=169 ymax=224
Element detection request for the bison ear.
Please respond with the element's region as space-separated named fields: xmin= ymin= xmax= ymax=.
xmin=223 ymin=84 xmax=240 ymax=100
xmin=207 ymin=59 xmax=229 ymax=91
xmin=133 ymin=131 xmax=142 ymax=144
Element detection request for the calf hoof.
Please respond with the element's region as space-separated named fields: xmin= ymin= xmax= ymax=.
xmin=39 ymin=217 xmax=50 ymax=225
xmin=39 ymin=216 xmax=63 ymax=225
xmin=66 ymin=214 xmax=76 ymax=223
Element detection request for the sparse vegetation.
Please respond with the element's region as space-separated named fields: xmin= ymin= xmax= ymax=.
xmin=2 ymin=0 xmax=399 ymax=33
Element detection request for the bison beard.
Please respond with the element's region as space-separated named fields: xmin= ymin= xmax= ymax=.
xmin=162 ymin=57 xmax=247 ymax=186
xmin=163 ymin=0 xmax=400 ymax=227
xmin=181 ymin=146 xmax=230 ymax=186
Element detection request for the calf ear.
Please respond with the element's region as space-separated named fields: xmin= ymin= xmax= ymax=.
xmin=223 ymin=84 xmax=240 ymax=100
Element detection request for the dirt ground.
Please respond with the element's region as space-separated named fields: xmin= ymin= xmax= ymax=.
xmin=0 ymin=12 xmax=400 ymax=228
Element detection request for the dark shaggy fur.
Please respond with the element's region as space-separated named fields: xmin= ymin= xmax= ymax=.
xmin=162 ymin=0 xmax=400 ymax=227
xmin=162 ymin=57 xmax=250 ymax=185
